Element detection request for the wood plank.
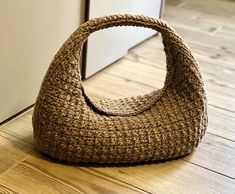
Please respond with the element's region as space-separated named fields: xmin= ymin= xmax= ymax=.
xmin=127 ymin=36 xmax=235 ymax=92
xmin=0 ymin=110 xmax=34 ymax=144
xmin=128 ymin=39 xmax=235 ymax=89
xmin=165 ymin=0 xmax=187 ymax=7
xmin=0 ymin=155 xmax=148 ymax=194
xmin=181 ymin=0 xmax=235 ymax=18
xmin=84 ymin=85 xmax=124 ymax=99
xmin=208 ymin=105 xmax=235 ymax=141
xmin=100 ymin=58 xmax=166 ymax=89
xmin=128 ymin=34 xmax=235 ymax=69
xmin=168 ymin=21 xmax=235 ymax=45
xmin=185 ymin=133 xmax=235 ymax=178
xmin=84 ymin=71 xmax=155 ymax=98
xmin=92 ymin=159 xmax=235 ymax=194
xmin=171 ymin=25 xmax=235 ymax=52
xmin=164 ymin=4 xmax=235 ymax=39
xmin=0 ymin=131 xmax=34 ymax=175
xmin=0 ymin=163 xmax=83 ymax=194
xmin=164 ymin=6 xmax=222 ymax=35
xmin=0 ymin=184 xmax=18 ymax=194
xmin=209 ymin=23 xmax=235 ymax=39
xmin=205 ymin=85 xmax=235 ymax=112
xmin=190 ymin=12 xmax=235 ymax=32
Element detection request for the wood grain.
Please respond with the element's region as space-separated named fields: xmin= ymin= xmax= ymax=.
xmin=185 ymin=133 xmax=235 ymax=178
xmin=0 ymin=162 xmax=84 ymax=194
xmin=92 ymin=159 xmax=235 ymax=194
xmin=0 ymin=155 xmax=146 ymax=194
xmin=0 ymin=184 xmax=18 ymax=194
xmin=84 ymin=71 xmax=155 ymax=99
xmin=0 ymin=112 xmax=34 ymax=144
xmin=208 ymin=105 xmax=235 ymax=141
xmin=0 ymin=131 xmax=34 ymax=175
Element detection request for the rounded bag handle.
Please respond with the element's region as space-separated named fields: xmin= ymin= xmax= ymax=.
xmin=53 ymin=14 xmax=202 ymax=88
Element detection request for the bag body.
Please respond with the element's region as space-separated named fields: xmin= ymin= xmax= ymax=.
xmin=32 ymin=14 xmax=207 ymax=163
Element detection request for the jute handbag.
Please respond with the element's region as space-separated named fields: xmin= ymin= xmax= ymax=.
xmin=33 ymin=14 xmax=207 ymax=163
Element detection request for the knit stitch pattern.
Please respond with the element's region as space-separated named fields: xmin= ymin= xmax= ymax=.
xmin=32 ymin=14 xmax=208 ymax=163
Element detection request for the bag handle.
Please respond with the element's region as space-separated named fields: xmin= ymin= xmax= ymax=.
xmin=53 ymin=14 xmax=202 ymax=88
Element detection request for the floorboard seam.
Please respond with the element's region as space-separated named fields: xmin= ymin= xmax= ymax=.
xmin=183 ymin=160 xmax=235 ymax=181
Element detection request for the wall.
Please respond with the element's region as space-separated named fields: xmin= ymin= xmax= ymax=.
xmin=0 ymin=0 xmax=85 ymax=122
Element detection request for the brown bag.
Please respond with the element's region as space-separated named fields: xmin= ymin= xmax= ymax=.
xmin=33 ymin=14 xmax=207 ymax=163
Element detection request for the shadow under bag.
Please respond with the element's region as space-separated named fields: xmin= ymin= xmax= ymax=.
xmin=32 ymin=14 xmax=208 ymax=163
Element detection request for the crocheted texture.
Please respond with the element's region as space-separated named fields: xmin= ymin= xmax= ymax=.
xmin=32 ymin=14 xmax=208 ymax=163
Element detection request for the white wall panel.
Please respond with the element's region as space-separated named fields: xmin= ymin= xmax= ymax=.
xmin=0 ymin=0 xmax=85 ymax=122
xmin=84 ymin=0 xmax=163 ymax=78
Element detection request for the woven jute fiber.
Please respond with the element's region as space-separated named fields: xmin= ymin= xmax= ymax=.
xmin=32 ymin=14 xmax=208 ymax=163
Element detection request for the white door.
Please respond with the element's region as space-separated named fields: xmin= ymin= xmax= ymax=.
xmin=83 ymin=0 xmax=163 ymax=78
xmin=0 ymin=1 xmax=85 ymax=122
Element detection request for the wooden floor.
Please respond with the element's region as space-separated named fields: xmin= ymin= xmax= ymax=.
xmin=1 ymin=0 xmax=235 ymax=193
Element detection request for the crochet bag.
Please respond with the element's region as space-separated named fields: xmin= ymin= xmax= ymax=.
xmin=33 ymin=14 xmax=207 ymax=163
